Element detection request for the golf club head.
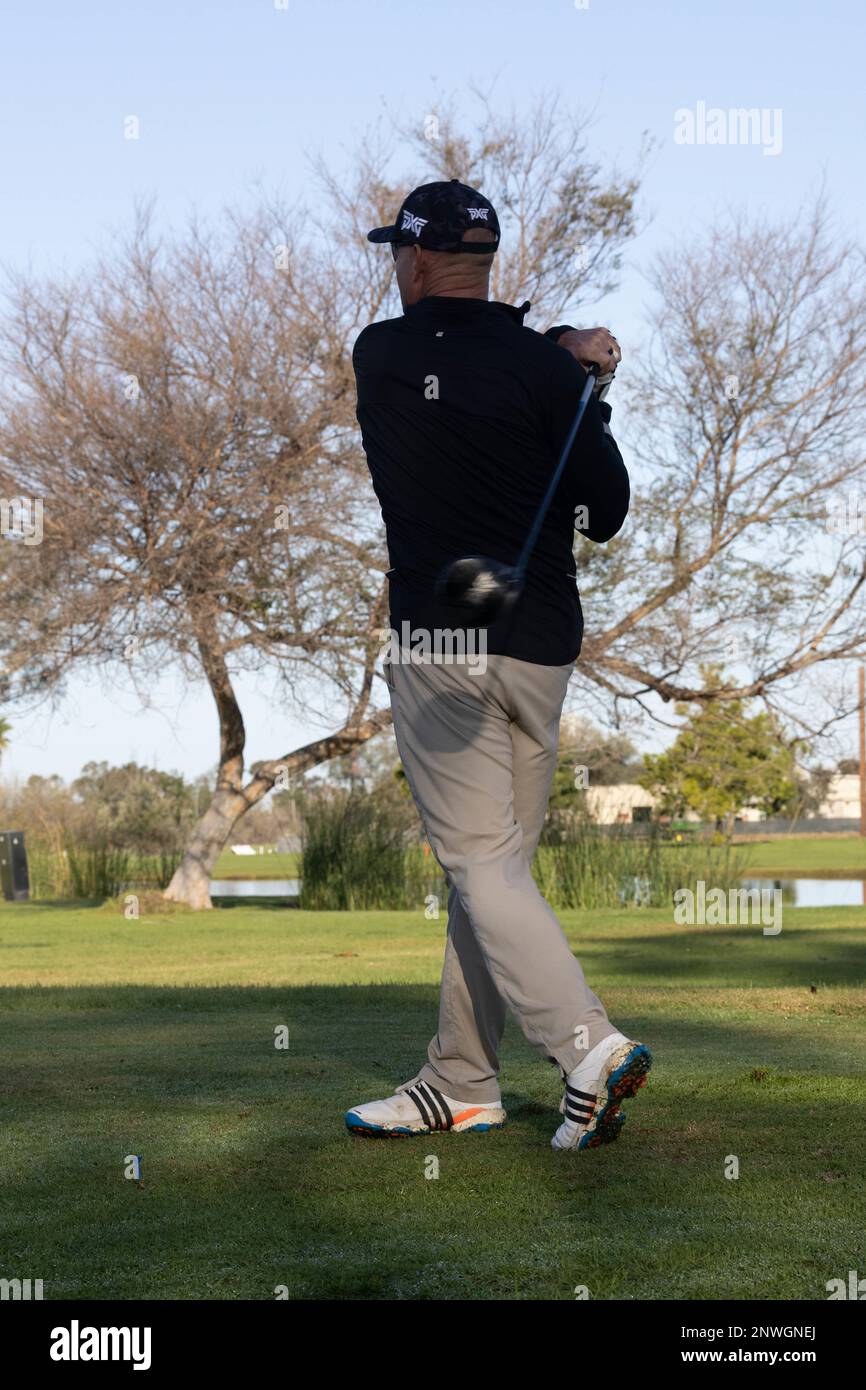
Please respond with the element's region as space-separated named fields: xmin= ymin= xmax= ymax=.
xmin=436 ymin=555 xmax=522 ymax=627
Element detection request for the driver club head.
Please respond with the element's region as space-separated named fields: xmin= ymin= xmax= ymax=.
xmin=436 ymin=555 xmax=522 ymax=627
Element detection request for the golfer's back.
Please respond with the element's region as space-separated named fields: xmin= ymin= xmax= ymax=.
xmin=353 ymin=293 xmax=629 ymax=665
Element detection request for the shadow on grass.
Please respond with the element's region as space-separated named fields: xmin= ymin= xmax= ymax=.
xmin=567 ymin=922 xmax=866 ymax=987
xmin=2 ymin=980 xmax=864 ymax=1300
xmin=1 ymin=895 xmax=298 ymax=912
xmin=1 ymin=978 xmax=862 ymax=1102
xmin=209 ymin=898 xmax=298 ymax=910
xmin=1 ymin=897 xmax=107 ymax=910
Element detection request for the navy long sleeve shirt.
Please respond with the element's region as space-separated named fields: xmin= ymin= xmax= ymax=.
xmin=352 ymin=295 xmax=629 ymax=665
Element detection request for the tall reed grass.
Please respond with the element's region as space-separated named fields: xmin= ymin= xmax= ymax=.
xmin=533 ymin=816 xmax=747 ymax=910
xmin=24 ymin=842 xmax=183 ymax=901
xmin=299 ymin=791 xmax=417 ymax=910
xmin=299 ymin=797 xmax=746 ymax=913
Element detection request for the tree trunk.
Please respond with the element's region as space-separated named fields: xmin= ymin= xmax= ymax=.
xmin=164 ymin=707 xmax=394 ymax=908
xmin=163 ymin=624 xmax=251 ymax=909
xmin=163 ymin=785 xmax=251 ymax=909
xmin=164 ymin=595 xmax=393 ymax=909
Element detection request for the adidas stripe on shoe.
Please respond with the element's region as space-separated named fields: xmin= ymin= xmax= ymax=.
xmin=552 ymin=1032 xmax=652 ymax=1152
xmin=345 ymin=1078 xmax=506 ymax=1137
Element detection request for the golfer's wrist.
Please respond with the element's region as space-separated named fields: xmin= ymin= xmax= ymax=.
xmin=547 ymin=326 xmax=617 ymax=396
xmin=544 ymin=324 xmax=576 ymax=344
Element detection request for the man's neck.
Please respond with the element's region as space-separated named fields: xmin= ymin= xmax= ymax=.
xmin=420 ymin=285 xmax=489 ymax=301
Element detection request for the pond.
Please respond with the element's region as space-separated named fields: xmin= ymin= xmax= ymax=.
xmin=205 ymin=876 xmax=865 ymax=910
xmin=209 ymin=878 xmax=300 ymax=899
xmin=741 ymin=877 xmax=866 ymax=908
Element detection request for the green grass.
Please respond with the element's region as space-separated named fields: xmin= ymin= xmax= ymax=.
xmin=211 ymin=850 xmax=299 ymax=878
xmin=1 ymin=897 xmax=864 ymax=1300
xmin=207 ymin=836 xmax=866 ymax=885
xmin=735 ymin=836 xmax=866 ymax=877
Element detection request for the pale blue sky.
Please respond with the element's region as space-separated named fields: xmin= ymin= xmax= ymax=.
xmin=1 ymin=0 xmax=863 ymax=781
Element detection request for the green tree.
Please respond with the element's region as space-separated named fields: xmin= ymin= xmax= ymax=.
xmin=640 ymin=681 xmax=803 ymax=831
xmin=71 ymin=762 xmax=210 ymax=854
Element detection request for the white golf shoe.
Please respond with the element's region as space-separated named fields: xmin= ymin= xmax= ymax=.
xmin=346 ymin=1076 xmax=506 ymax=1137
xmin=552 ymin=1031 xmax=652 ymax=1152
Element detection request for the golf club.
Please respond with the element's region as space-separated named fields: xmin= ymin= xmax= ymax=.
xmin=436 ymin=361 xmax=600 ymax=626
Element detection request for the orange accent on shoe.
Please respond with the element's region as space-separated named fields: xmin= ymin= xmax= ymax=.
xmin=450 ymin=1106 xmax=486 ymax=1126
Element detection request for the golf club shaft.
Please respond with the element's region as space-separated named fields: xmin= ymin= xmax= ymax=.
xmin=513 ymin=362 xmax=599 ymax=580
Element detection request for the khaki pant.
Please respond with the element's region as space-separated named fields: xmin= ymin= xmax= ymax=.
xmin=384 ymin=650 xmax=616 ymax=1104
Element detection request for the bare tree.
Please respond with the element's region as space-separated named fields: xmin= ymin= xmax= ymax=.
xmin=315 ymin=88 xmax=645 ymax=321
xmin=570 ymin=202 xmax=866 ymax=739
xmin=0 ymin=97 xmax=643 ymax=907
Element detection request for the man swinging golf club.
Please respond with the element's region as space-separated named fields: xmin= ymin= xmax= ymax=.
xmin=346 ymin=179 xmax=651 ymax=1151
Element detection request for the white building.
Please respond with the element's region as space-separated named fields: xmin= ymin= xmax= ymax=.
xmin=583 ymin=771 xmax=864 ymax=826
xmin=818 ymin=773 xmax=862 ymax=820
xmin=585 ymin=784 xmax=657 ymax=825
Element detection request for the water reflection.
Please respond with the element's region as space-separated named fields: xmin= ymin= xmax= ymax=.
xmin=740 ymin=878 xmax=866 ymax=908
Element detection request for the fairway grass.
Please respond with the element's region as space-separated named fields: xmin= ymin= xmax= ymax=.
xmin=209 ymin=836 xmax=866 ymax=884
xmin=737 ymin=836 xmax=866 ymax=877
xmin=212 ymin=850 xmax=299 ymax=879
xmin=1 ymin=900 xmax=864 ymax=1301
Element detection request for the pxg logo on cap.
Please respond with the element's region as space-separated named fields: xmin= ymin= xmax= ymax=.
xmin=367 ymin=179 xmax=501 ymax=255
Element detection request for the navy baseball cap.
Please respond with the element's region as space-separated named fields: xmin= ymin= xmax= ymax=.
xmin=367 ymin=178 xmax=501 ymax=255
